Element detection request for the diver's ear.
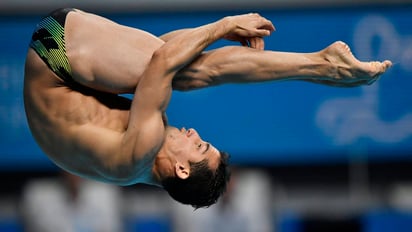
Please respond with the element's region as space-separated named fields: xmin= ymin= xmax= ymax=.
xmin=175 ymin=163 xmax=190 ymax=180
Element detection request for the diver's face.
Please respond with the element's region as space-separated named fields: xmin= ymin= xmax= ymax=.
xmin=165 ymin=127 xmax=221 ymax=169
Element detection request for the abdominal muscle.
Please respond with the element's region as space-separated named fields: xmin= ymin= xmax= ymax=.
xmin=24 ymin=48 xmax=132 ymax=180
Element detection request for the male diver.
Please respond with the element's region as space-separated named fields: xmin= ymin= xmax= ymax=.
xmin=24 ymin=8 xmax=391 ymax=208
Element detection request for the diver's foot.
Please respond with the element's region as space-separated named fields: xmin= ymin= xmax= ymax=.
xmin=320 ymin=41 xmax=392 ymax=86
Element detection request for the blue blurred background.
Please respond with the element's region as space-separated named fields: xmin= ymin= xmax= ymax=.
xmin=0 ymin=0 xmax=412 ymax=231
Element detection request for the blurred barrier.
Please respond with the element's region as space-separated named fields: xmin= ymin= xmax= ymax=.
xmin=277 ymin=210 xmax=412 ymax=232
xmin=363 ymin=210 xmax=412 ymax=232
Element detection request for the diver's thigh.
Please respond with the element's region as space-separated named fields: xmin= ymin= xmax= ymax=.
xmin=65 ymin=10 xmax=164 ymax=93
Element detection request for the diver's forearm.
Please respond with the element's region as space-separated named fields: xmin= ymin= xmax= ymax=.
xmin=158 ymin=18 xmax=231 ymax=74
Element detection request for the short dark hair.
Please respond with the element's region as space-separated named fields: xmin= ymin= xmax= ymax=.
xmin=161 ymin=151 xmax=231 ymax=209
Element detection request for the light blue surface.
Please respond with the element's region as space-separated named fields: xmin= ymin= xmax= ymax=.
xmin=1 ymin=6 xmax=411 ymax=169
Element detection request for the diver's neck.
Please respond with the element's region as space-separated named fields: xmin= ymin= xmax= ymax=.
xmin=148 ymin=145 xmax=176 ymax=188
